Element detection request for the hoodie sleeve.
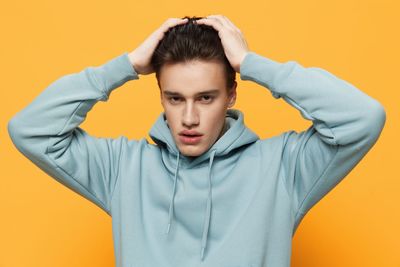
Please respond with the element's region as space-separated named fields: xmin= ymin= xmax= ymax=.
xmin=7 ymin=52 xmax=139 ymax=216
xmin=239 ymin=51 xmax=386 ymax=232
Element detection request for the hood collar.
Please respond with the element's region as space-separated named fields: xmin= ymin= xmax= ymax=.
xmin=149 ymin=108 xmax=259 ymax=261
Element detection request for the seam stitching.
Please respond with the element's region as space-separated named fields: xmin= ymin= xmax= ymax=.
xmin=294 ymin=143 xmax=339 ymax=219
xmin=44 ymin=151 xmax=110 ymax=215
xmin=45 ymin=98 xmax=110 ymax=214
xmin=109 ymin=137 xmax=125 ymax=215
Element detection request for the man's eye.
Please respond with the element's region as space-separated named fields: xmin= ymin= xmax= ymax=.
xmin=168 ymin=96 xmax=214 ymax=104
xmin=169 ymin=97 xmax=181 ymax=103
xmin=200 ymin=95 xmax=214 ymax=102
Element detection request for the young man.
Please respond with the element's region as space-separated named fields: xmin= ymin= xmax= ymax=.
xmin=8 ymin=15 xmax=386 ymax=267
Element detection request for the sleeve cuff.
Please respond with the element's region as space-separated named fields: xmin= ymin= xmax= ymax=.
xmin=239 ymin=51 xmax=296 ymax=99
xmin=91 ymin=52 xmax=139 ymax=98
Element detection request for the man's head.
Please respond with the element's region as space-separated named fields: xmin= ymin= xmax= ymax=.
xmin=150 ymin=16 xmax=237 ymax=158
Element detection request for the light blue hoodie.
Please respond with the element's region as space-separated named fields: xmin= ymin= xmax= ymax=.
xmin=8 ymin=51 xmax=386 ymax=267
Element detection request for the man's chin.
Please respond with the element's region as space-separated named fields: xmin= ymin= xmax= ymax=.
xmin=178 ymin=145 xmax=205 ymax=158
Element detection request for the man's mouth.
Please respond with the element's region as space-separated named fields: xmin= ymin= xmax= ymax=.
xmin=179 ymin=130 xmax=203 ymax=136
xmin=179 ymin=133 xmax=203 ymax=144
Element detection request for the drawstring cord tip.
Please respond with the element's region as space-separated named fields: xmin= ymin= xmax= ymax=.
xmin=200 ymin=246 xmax=205 ymax=261
xmin=165 ymin=223 xmax=171 ymax=234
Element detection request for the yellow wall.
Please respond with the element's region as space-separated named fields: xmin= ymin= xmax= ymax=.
xmin=1 ymin=0 xmax=398 ymax=266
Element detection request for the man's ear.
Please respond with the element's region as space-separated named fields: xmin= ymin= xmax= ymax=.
xmin=227 ymin=81 xmax=237 ymax=108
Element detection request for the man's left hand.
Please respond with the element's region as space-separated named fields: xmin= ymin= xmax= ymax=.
xmin=196 ymin=15 xmax=250 ymax=73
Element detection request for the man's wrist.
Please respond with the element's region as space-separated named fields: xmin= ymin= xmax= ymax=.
xmin=127 ymin=52 xmax=136 ymax=68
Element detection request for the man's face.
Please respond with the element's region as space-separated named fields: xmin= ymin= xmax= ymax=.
xmin=159 ymin=59 xmax=237 ymax=157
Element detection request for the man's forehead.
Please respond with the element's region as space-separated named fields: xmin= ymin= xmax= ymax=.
xmin=162 ymin=89 xmax=221 ymax=96
xmin=158 ymin=60 xmax=227 ymax=95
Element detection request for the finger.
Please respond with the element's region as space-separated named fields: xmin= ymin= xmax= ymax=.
xmin=209 ymin=15 xmax=236 ymax=31
xmin=197 ymin=15 xmax=237 ymax=34
xmin=220 ymin=15 xmax=241 ymax=32
xmin=204 ymin=15 xmax=236 ymax=32
xmin=158 ymin=18 xmax=188 ymax=34
xmin=195 ymin=16 xmax=225 ymax=32
xmin=163 ymin=18 xmax=188 ymax=29
xmin=153 ymin=18 xmax=188 ymax=40
xmin=167 ymin=17 xmax=189 ymax=27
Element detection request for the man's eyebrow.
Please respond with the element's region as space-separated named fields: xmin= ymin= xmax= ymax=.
xmin=163 ymin=89 xmax=220 ymax=96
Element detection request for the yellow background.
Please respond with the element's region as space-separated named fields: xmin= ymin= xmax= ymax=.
xmin=1 ymin=0 xmax=399 ymax=266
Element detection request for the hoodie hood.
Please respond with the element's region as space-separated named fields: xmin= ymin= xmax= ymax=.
xmin=148 ymin=108 xmax=259 ymax=261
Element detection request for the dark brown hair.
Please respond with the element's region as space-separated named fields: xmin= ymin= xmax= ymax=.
xmin=150 ymin=16 xmax=236 ymax=92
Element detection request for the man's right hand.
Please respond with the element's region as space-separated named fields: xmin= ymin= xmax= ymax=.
xmin=128 ymin=17 xmax=189 ymax=75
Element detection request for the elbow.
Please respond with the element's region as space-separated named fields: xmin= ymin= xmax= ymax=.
xmin=8 ymin=117 xmax=21 ymax=143
xmin=7 ymin=117 xmax=26 ymax=151
xmin=368 ymin=100 xmax=386 ymax=129
xmin=362 ymin=100 xmax=386 ymax=142
xmin=8 ymin=116 xmax=48 ymax=161
xmin=375 ymin=101 xmax=386 ymax=123
xmin=7 ymin=116 xmax=36 ymax=152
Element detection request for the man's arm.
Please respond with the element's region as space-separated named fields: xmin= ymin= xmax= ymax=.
xmin=7 ymin=52 xmax=139 ymax=216
xmin=240 ymin=52 xmax=386 ymax=233
xmin=7 ymin=18 xmax=192 ymax=216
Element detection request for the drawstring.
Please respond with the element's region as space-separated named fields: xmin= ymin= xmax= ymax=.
xmin=165 ymin=150 xmax=180 ymax=235
xmin=200 ymin=149 xmax=216 ymax=261
xmin=164 ymin=148 xmax=217 ymax=262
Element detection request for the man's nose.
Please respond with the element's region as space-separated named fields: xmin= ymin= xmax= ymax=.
xmin=182 ymin=103 xmax=199 ymax=127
